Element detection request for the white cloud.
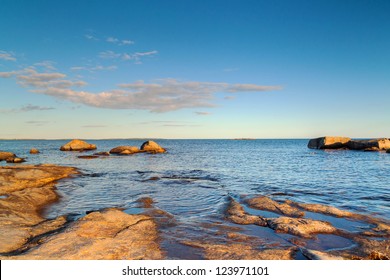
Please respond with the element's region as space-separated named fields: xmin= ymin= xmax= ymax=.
xmin=106 ymin=37 xmax=119 ymax=44
xmin=85 ymin=34 xmax=98 ymax=41
xmin=2 ymin=67 xmax=282 ymax=113
xmin=121 ymin=40 xmax=134 ymax=45
xmin=0 ymin=50 xmax=16 ymax=61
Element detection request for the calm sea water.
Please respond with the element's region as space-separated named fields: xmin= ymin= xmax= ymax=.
xmin=1 ymin=139 xmax=389 ymax=257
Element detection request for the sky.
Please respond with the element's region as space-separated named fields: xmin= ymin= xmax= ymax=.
xmin=0 ymin=0 xmax=389 ymax=139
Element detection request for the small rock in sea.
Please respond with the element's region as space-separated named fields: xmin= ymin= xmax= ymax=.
xmin=109 ymin=146 xmax=140 ymax=155
xmin=77 ymin=155 xmax=99 ymax=159
xmin=0 ymin=151 xmax=16 ymax=161
xmin=30 ymin=148 xmax=40 ymax=154
xmin=140 ymin=140 xmax=166 ymax=154
xmin=6 ymin=157 xmax=26 ymax=163
xmin=60 ymin=139 xmax=97 ymax=151
xmin=93 ymin=152 xmax=110 ymax=156
xmin=136 ymin=197 xmax=154 ymax=208
xmin=246 ymin=196 xmax=304 ymax=218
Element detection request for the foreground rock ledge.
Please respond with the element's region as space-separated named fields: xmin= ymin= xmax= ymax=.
xmin=308 ymin=136 xmax=390 ymax=151
xmin=0 ymin=165 xmax=78 ymax=253
xmin=4 ymin=209 xmax=163 ymax=260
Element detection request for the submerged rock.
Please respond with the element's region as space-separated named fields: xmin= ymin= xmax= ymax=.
xmin=109 ymin=146 xmax=141 ymax=155
xmin=0 ymin=151 xmax=16 ymax=161
xmin=286 ymin=201 xmax=357 ymax=218
xmin=93 ymin=151 xmax=110 ymax=156
xmin=183 ymin=241 xmax=295 ymax=260
xmin=77 ymin=155 xmax=100 ymax=159
xmin=140 ymin=141 xmax=166 ymax=154
xmin=308 ymin=136 xmax=351 ymax=149
xmin=29 ymin=148 xmax=40 ymax=154
xmin=60 ymin=139 xmax=97 ymax=151
xmin=302 ymin=249 xmax=344 ymax=260
xmin=266 ymin=216 xmax=337 ymax=238
xmin=226 ymin=198 xmax=267 ymax=226
xmin=246 ymin=196 xmax=304 ymax=217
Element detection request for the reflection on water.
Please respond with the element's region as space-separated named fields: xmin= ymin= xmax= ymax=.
xmin=1 ymin=139 xmax=389 ymax=258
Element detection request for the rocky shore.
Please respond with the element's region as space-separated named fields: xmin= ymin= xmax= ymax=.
xmin=0 ymin=165 xmax=162 ymax=259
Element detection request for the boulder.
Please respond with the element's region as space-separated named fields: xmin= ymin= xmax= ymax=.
xmin=30 ymin=148 xmax=40 ymax=154
xmin=109 ymin=146 xmax=140 ymax=154
xmin=60 ymin=140 xmax=96 ymax=151
xmin=347 ymin=138 xmax=390 ymax=151
xmin=140 ymin=141 xmax=166 ymax=154
xmin=0 ymin=151 xmax=16 ymax=161
xmin=308 ymin=136 xmax=351 ymax=149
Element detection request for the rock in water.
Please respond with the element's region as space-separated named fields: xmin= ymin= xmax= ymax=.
xmin=30 ymin=148 xmax=40 ymax=154
xmin=0 ymin=151 xmax=16 ymax=161
xmin=347 ymin=138 xmax=390 ymax=151
xmin=6 ymin=158 xmax=26 ymax=163
xmin=140 ymin=141 xmax=166 ymax=154
xmin=60 ymin=140 xmax=97 ymax=151
xmin=308 ymin=136 xmax=351 ymax=149
xmin=387 ymin=149 xmax=390 ymax=154
xmin=109 ymin=146 xmax=140 ymax=154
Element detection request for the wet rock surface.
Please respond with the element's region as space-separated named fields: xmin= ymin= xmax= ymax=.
xmin=0 ymin=151 xmax=16 ymax=161
xmin=109 ymin=146 xmax=141 ymax=154
xmin=226 ymin=198 xmax=267 ymax=226
xmin=246 ymin=196 xmax=304 ymax=217
xmin=4 ymin=209 xmax=163 ymax=260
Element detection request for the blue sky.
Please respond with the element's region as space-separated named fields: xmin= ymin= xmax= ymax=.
xmin=0 ymin=0 xmax=389 ymax=139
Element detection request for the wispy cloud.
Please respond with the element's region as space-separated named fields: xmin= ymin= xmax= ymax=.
xmin=0 ymin=50 xmax=16 ymax=61
xmin=106 ymin=37 xmax=134 ymax=46
xmin=34 ymin=61 xmax=57 ymax=71
xmin=81 ymin=124 xmax=107 ymax=128
xmin=85 ymin=34 xmax=99 ymax=41
xmin=224 ymin=96 xmax=236 ymax=100
xmin=227 ymin=84 xmax=282 ymax=92
xmin=70 ymin=65 xmax=117 ymax=72
xmin=0 ymin=71 xmax=16 ymax=78
xmin=0 ymin=104 xmax=55 ymax=113
xmin=25 ymin=120 xmax=50 ymax=126
xmin=16 ymin=68 xmax=87 ymax=88
xmin=223 ymin=68 xmax=239 ymax=72
xmin=99 ymin=50 xmax=121 ymax=59
xmin=194 ymin=111 xmax=212 ymax=115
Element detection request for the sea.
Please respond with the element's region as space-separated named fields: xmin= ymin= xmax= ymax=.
xmin=1 ymin=139 xmax=389 ymax=259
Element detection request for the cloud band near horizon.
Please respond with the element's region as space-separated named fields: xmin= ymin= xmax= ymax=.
xmin=0 ymin=68 xmax=282 ymax=113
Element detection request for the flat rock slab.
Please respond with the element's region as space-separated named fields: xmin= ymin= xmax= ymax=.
xmin=266 ymin=216 xmax=337 ymax=238
xmin=0 ymin=165 xmax=78 ymax=253
xmin=5 ymin=209 xmax=163 ymax=260
xmin=226 ymin=198 xmax=267 ymax=226
xmin=246 ymin=196 xmax=304 ymax=217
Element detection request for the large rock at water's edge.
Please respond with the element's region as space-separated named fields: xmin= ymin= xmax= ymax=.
xmin=60 ymin=140 xmax=97 ymax=151
xmin=308 ymin=136 xmax=351 ymax=149
xmin=347 ymin=138 xmax=390 ymax=151
xmin=140 ymin=141 xmax=166 ymax=154
xmin=109 ymin=146 xmax=140 ymax=155
xmin=0 ymin=151 xmax=16 ymax=161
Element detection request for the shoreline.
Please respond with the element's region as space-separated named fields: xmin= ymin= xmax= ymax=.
xmin=0 ymin=164 xmax=389 ymax=260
